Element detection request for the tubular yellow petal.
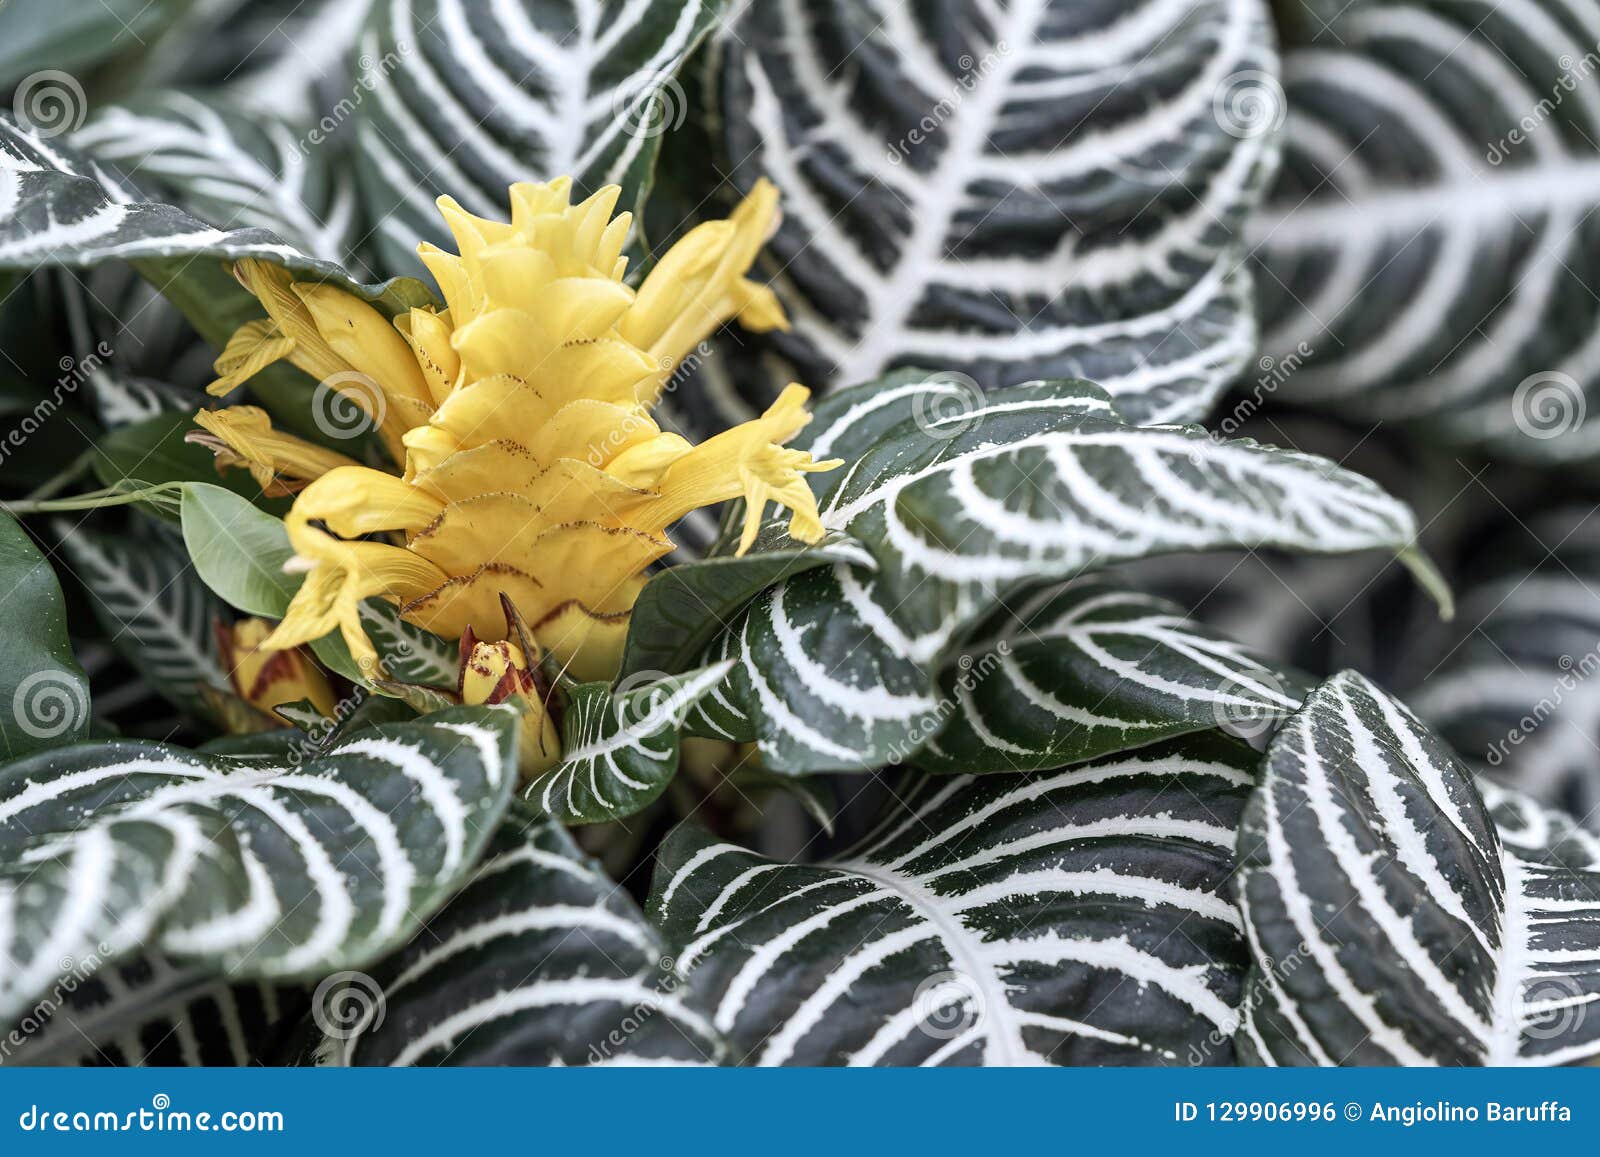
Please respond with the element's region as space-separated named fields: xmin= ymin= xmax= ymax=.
xmin=208 ymin=319 xmax=295 ymax=397
xmin=231 ymin=259 xmax=350 ymax=384
xmin=293 ymin=282 xmax=434 ymax=409
xmin=288 ymin=465 xmax=444 ymax=538
xmin=631 ymin=384 xmax=839 ymax=545
xmin=622 ymin=178 xmax=786 ymax=378
xmin=189 ymin=406 xmax=362 ymax=494
xmin=267 ymin=526 xmax=449 ymax=674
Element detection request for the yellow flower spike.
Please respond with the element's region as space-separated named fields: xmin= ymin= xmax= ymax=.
xmin=188 ymin=406 xmax=362 ymax=495
xmin=202 ymin=177 xmax=839 ymax=683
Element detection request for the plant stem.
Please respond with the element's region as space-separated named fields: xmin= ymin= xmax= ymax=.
xmin=0 ymin=481 xmax=185 ymax=517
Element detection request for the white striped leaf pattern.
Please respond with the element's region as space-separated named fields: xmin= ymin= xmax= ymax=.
xmin=1408 ymin=523 xmax=1600 ymax=821
xmin=0 ymin=117 xmax=434 ymax=346
xmin=0 ymin=705 xmax=518 ymax=1026
xmin=55 ymin=520 xmax=229 ymax=721
xmin=307 ymin=816 xmax=724 ymax=1065
xmin=524 ymin=662 xmax=733 ymax=824
xmin=1480 ymin=779 xmax=1600 ymax=872
xmin=72 ymin=93 xmax=361 ymax=265
xmin=917 ymin=583 xmax=1311 ymax=774
xmin=354 ymin=0 xmax=721 ymax=276
xmin=708 ymin=0 xmax=1279 ymax=425
xmin=618 ymin=539 xmax=868 ymax=678
xmin=1235 ymin=670 xmax=1600 ymax=1066
xmin=1252 ymin=0 xmax=1600 ymax=460
xmin=650 ymin=732 xmax=1257 ymax=1065
xmin=684 ymin=374 xmax=1445 ymax=774
xmin=1 ymin=954 xmax=303 ymax=1066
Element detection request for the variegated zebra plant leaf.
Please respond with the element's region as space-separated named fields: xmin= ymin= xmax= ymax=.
xmin=354 ymin=0 xmax=722 ymax=276
xmin=0 ymin=704 xmax=518 ymax=1026
xmin=0 ymin=116 xmax=434 ymax=351
xmin=54 ymin=518 xmax=230 ymax=721
xmin=618 ymin=538 xmax=871 ymax=678
xmin=299 ymin=815 xmax=724 ymax=1066
xmin=690 ymin=0 xmax=1279 ymax=428
xmin=524 ymin=662 xmax=733 ymax=824
xmin=1235 ymin=670 xmax=1600 ymax=1066
xmin=683 ymin=372 xmax=1447 ymax=774
xmin=1253 ymin=0 xmax=1600 ymax=461
xmin=916 ymin=583 xmax=1313 ymax=774
xmin=1406 ymin=505 xmax=1600 ymax=824
xmin=72 ymin=92 xmax=362 ymax=266
xmin=650 ymin=732 xmax=1257 ymax=1066
xmin=0 ymin=953 xmax=305 ymax=1066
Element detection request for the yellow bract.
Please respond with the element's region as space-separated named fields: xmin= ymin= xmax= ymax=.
xmin=195 ymin=178 xmax=839 ymax=682
xmin=218 ymin=617 xmax=339 ymax=721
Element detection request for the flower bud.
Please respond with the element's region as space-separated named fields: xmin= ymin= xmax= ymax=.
xmin=458 ymin=633 xmax=561 ymax=779
xmin=219 ymin=617 xmax=339 ymax=721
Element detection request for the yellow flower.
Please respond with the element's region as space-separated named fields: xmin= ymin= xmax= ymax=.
xmin=197 ymin=178 xmax=840 ymax=682
xmin=217 ymin=617 xmax=339 ymax=721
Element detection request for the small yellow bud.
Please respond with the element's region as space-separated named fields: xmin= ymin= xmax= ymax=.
xmin=457 ymin=629 xmax=561 ymax=780
xmin=219 ymin=618 xmax=339 ymax=721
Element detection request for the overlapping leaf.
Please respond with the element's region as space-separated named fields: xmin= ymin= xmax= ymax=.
xmin=1406 ymin=508 xmax=1600 ymax=819
xmin=705 ymin=0 xmax=1279 ymax=425
xmin=0 ymin=116 xmax=432 ymax=348
xmin=1 ymin=953 xmax=302 ymax=1066
xmin=1252 ymin=0 xmax=1600 ymax=460
xmin=525 ymin=662 xmax=733 ymax=824
xmin=685 ymin=374 xmax=1445 ymax=774
xmin=0 ymin=704 xmax=517 ymax=1026
xmin=304 ymin=817 xmax=724 ymax=1066
xmin=1235 ymin=670 xmax=1600 ymax=1066
xmin=73 ymin=93 xmax=361 ymax=264
xmin=651 ymin=732 xmax=1257 ymax=1065
xmin=55 ymin=519 xmax=229 ymax=719
xmin=917 ymin=583 xmax=1310 ymax=774
xmin=0 ymin=512 xmax=90 ymax=759
xmin=354 ymin=0 xmax=721 ymax=275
